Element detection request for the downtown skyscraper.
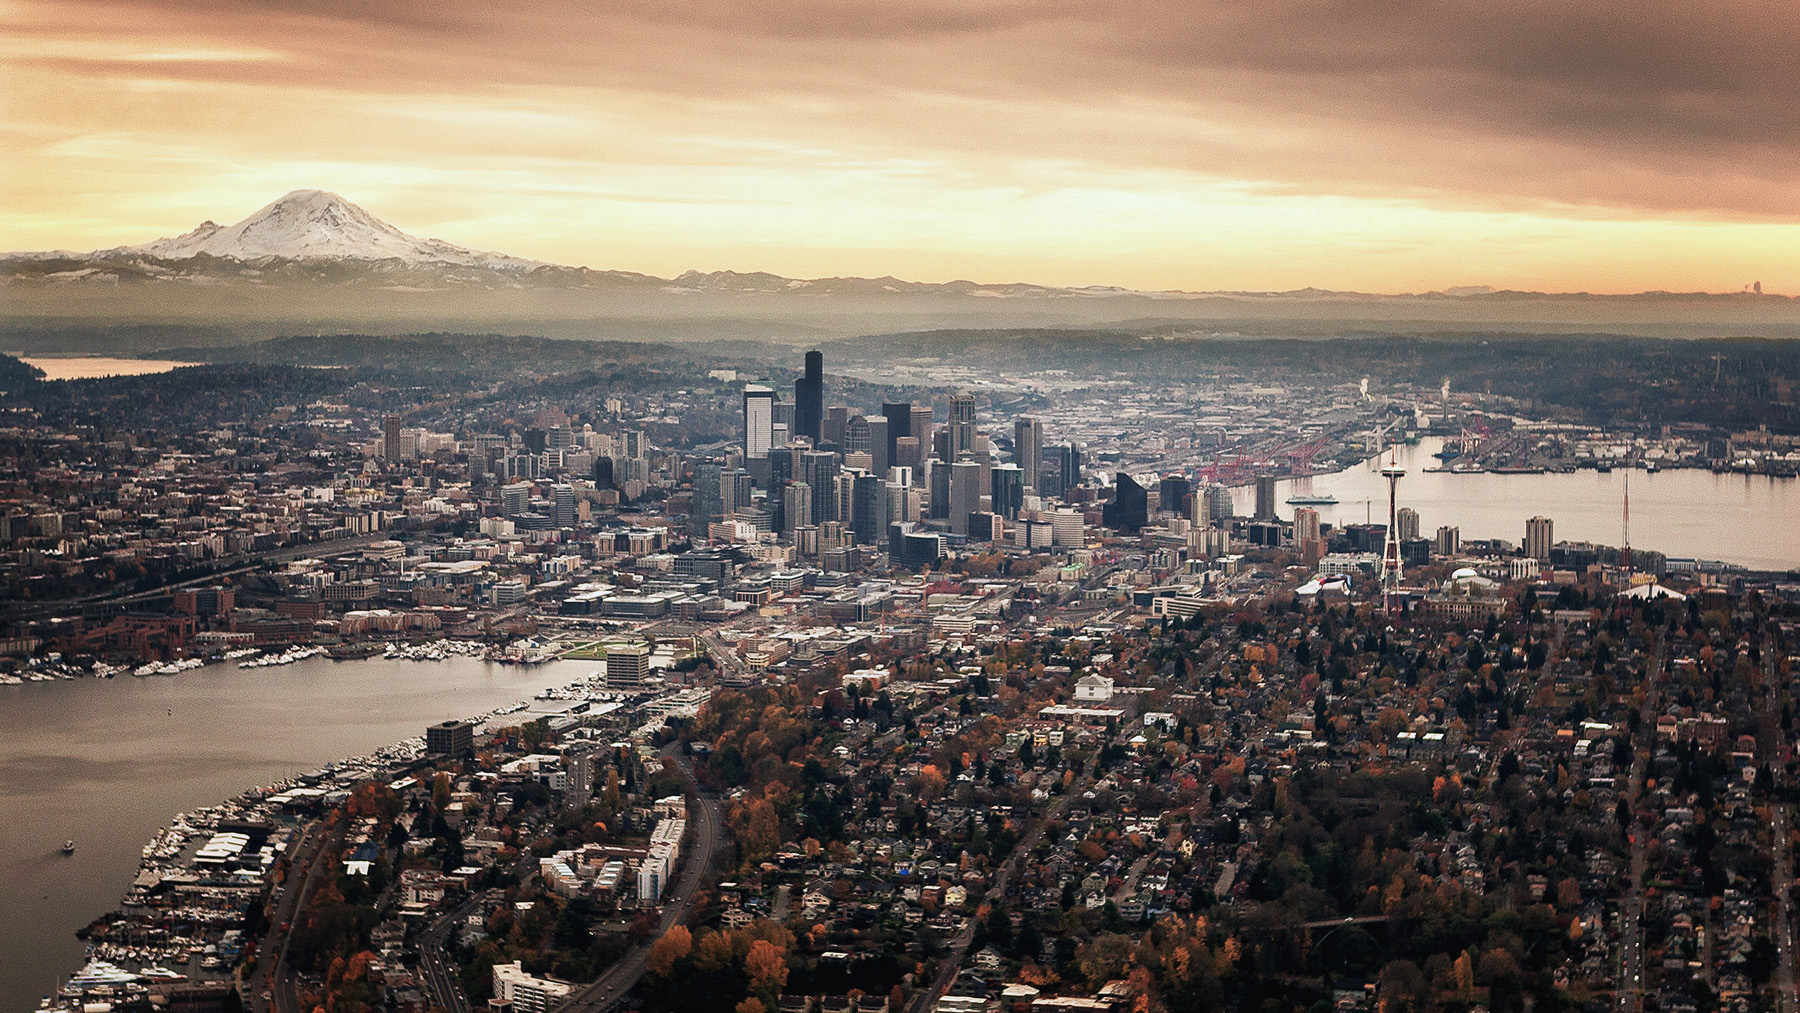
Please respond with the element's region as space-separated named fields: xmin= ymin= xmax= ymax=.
xmin=1013 ymin=416 xmax=1041 ymax=491
xmin=743 ymin=384 xmax=775 ymax=459
xmin=794 ymin=350 xmax=823 ymax=443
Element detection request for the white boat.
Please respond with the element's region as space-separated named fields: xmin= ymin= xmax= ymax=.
xmin=140 ymin=967 xmax=187 ymax=982
xmin=63 ymin=959 xmax=139 ymax=989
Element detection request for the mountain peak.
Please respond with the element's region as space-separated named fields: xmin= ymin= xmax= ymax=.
xmin=118 ymin=190 xmax=540 ymax=269
xmin=253 ymin=189 xmax=367 ymax=223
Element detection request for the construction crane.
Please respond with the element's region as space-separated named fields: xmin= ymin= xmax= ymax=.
xmin=1365 ymin=418 xmax=1401 ymax=454
xmin=1286 ymin=434 xmax=1334 ymax=476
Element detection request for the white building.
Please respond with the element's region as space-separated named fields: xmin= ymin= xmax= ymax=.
xmin=743 ymin=384 xmax=775 ymax=459
xmin=492 ymin=962 xmax=573 ymax=1013
xmin=1073 ymin=674 xmax=1114 ymax=702
xmin=637 ymin=815 xmax=686 ymax=904
xmin=1317 ymin=552 xmax=1380 ymax=578
xmin=1049 ymin=509 xmax=1085 ymax=547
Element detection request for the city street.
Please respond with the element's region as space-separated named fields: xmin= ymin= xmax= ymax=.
xmin=555 ymin=748 xmax=723 ymax=1013
xmin=420 ymin=889 xmax=503 ymax=1013
xmin=1775 ymin=806 xmax=1794 ymax=1013
xmin=905 ymin=751 xmax=1098 ymax=1013
xmin=248 ymin=820 xmax=342 ymax=1013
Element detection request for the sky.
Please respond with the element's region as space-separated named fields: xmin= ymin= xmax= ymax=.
xmin=3 ymin=0 xmax=1799 ymax=293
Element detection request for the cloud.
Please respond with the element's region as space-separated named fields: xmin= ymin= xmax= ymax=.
xmin=13 ymin=0 xmax=1800 ymax=216
xmin=6 ymin=0 xmax=1800 ymax=289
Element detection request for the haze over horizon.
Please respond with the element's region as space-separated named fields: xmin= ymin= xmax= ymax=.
xmin=6 ymin=0 xmax=1800 ymax=295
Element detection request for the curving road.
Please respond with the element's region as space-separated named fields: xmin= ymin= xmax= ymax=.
xmin=248 ymin=819 xmax=341 ymax=1013
xmin=420 ymin=888 xmax=503 ymax=1013
xmin=554 ymin=748 xmax=724 ymax=1013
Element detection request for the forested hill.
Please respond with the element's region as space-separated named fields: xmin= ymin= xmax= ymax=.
xmin=830 ymin=330 xmax=1800 ymax=431
xmin=0 ymin=353 xmax=45 ymax=390
xmin=152 ymin=333 xmax=775 ymax=375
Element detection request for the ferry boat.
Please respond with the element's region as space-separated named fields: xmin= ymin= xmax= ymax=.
xmin=1284 ymin=493 xmax=1339 ymax=506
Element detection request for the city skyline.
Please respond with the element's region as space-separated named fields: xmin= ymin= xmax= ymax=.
xmin=8 ymin=0 xmax=1800 ymax=293
xmin=9 ymin=5 xmax=1800 ymax=1011
xmin=4 ymin=323 xmax=1796 ymax=1013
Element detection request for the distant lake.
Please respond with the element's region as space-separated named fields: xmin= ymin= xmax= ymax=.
xmin=20 ymin=357 xmax=198 ymax=380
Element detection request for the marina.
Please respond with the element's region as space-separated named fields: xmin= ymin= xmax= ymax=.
xmin=0 ymin=655 xmax=584 ymax=1013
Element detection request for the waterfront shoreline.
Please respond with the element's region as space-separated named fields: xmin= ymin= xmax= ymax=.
xmin=42 ymin=666 xmax=603 ymax=1010
xmin=1268 ymin=436 xmax=1800 ymax=572
xmin=0 ymin=656 xmax=587 ymax=1013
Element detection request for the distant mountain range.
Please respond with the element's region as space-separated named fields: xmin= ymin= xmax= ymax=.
xmin=5 ymin=187 xmax=1784 ymax=302
xmin=1 ymin=189 xmax=1157 ymax=298
xmin=6 ymin=190 xmax=1800 ymax=346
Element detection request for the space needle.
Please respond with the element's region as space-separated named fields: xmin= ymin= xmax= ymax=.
xmin=1380 ymin=456 xmax=1406 ymax=615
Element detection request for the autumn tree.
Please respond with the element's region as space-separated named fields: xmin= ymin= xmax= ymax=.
xmin=731 ymin=795 xmax=782 ymax=866
xmin=745 ymin=939 xmax=789 ymax=996
xmin=913 ymin=765 xmax=948 ymax=803
xmin=646 ymin=925 xmax=692 ymax=978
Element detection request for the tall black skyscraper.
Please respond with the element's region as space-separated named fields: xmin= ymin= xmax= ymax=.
xmin=1103 ymin=473 xmax=1148 ymax=533
xmin=851 ymin=472 xmax=883 ymax=545
xmin=794 ymin=350 xmax=823 ymax=443
xmin=1057 ymin=443 xmax=1084 ymax=488
xmin=767 ymin=448 xmax=794 ymax=533
xmin=882 ymin=402 xmax=911 ymax=461
xmin=866 ymin=417 xmax=889 ymax=478
xmin=990 ymin=464 xmax=1025 ymax=520
xmin=1158 ymin=475 xmax=1192 ymax=517
xmin=799 ymin=450 xmax=839 ymax=524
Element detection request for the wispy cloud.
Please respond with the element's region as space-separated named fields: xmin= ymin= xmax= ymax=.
xmin=4 ymin=0 xmax=1800 ymax=290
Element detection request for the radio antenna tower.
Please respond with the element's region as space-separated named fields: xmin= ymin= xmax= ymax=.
xmin=1621 ymin=468 xmax=1631 ymax=575
xmin=1380 ymin=454 xmax=1407 ymax=616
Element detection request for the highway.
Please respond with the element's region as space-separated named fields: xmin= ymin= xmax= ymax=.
xmin=249 ymin=819 xmax=342 ymax=1013
xmin=1618 ymin=649 xmax=1659 ymax=1013
xmin=554 ymin=747 xmax=724 ymax=1013
xmin=419 ymin=888 xmax=503 ymax=1013
xmin=1 ymin=529 xmax=403 ymax=622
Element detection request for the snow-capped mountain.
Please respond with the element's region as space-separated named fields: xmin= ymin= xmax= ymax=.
xmin=2 ymin=190 xmax=1594 ymax=312
xmin=72 ymin=189 xmax=540 ymax=269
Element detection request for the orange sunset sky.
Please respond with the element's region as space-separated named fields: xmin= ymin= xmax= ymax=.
xmin=3 ymin=0 xmax=1798 ymax=293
